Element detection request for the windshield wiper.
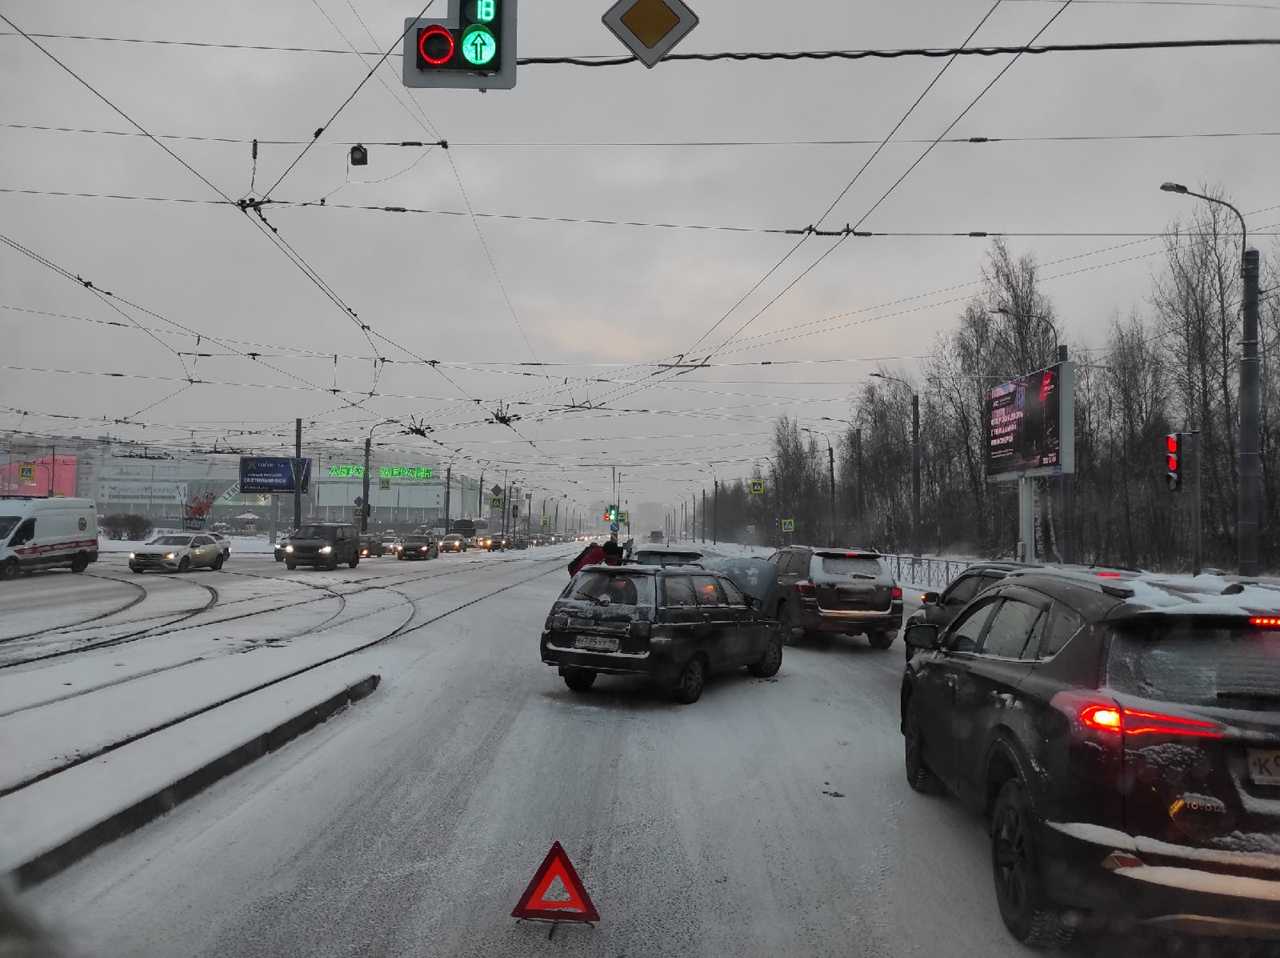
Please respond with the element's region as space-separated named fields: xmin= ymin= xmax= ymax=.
xmin=846 ymin=573 xmax=876 ymax=580
xmin=1217 ymin=690 xmax=1280 ymax=702
xmin=570 ymin=590 xmax=605 ymax=605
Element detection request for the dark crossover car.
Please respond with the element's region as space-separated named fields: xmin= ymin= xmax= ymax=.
xmin=357 ymin=536 xmax=385 ymax=559
xmin=438 ymin=534 xmax=467 ymax=553
xmin=394 ymin=535 xmax=439 ymax=561
xmin=903 ymin=561 xmax=1039 ymax=660
xmin=900 ymin=567 xmax=1280 ymax=947
xmin=284 ymin=523 xmax=360 ymax=570
xmin=540 ymin=559 xmax=783 ymax=704
xmin=770 ymin=547 xmax=903 ymax=649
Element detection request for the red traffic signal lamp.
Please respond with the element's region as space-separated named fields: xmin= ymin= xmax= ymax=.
xmin=1165 ymin=433 xmax=1183 ymax=491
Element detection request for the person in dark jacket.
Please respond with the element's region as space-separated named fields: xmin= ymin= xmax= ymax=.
xmin=602 ymin=535 xmax=623 ymax=566
xmin=569 ymin=541 xmax=606 ymax=576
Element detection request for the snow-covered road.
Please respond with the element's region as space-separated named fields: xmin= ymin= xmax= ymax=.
xmin=14 ymin=549 xmax=1164 ymax=957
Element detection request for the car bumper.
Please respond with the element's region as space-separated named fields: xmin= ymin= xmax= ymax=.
xmin=798 ymin=602 xmax=903 ymax=634
xmin=286 ymin=554 xmax=337 ymax=565
xmin=129 ymin=559 xmax=182 ymax=571
xmin=541 ymin=636 xmax=680 ymax=684
xmin=1038 ymin=821 xmax=1280 ymax=936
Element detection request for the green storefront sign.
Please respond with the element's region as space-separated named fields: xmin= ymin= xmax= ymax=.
xmin=328 ymin=465 xmax=434 ymax=480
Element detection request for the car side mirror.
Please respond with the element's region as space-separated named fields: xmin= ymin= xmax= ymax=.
xmin=904 ymin=622 xmax=941 ymax=652
xmin=922 ymin=591 xmax=941 ymax=605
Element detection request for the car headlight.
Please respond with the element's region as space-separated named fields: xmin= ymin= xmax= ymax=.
xmin=361 ymin=549 xmax=368 ymax=556
xmin=164 ymin=552 xmax=177 ymax=560
xmin=319 ymin=546 xmax=332 ymax=554
xmin=420 ymin=546 xmax=429 ymax=552
xmin=129 ymin=552 xmax=136 ymax=559
xmin=285 ymin=545 xmax=294 ymax=553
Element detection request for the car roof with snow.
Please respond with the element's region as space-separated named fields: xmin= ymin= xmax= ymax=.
xmin=1003 ymin=566 xmax=1280 ymax=621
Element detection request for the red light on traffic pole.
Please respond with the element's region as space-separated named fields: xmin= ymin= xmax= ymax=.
xmin=418 ymin=25 xmax=455 ymax=66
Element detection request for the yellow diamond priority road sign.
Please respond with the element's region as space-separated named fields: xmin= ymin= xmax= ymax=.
xmin=602 ymin=0 xmax=699 ymax=69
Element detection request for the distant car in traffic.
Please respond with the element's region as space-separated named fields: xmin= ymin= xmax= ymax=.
xmin=485 ymin=534 xmax=509 ymax=552
xmin=438 ymin=534 xmax=467 ymax=553
xmin=540 ymin=562 xmax=783 ymax=704
xmin=903 ymin=561 xmax=1038 ymax=660
xmin=513 ymin=537 xmax=530 ymax=550
xmin=130 ymin=533 xmax=225 ymax=573
xmin=648 ymin=530 xmax=664 ymax=544
xmin=900 ymin=567 xmax=1280 ymax=948
xmin=394 ymin=535 xmax=438 ymax=561
xmin=770 ymin=547 xmax=902 ymax=649
xmin=284 ymin=523 xmax=360 ymax=571
xmin=357 ymin=536 xmax=385 ymax=559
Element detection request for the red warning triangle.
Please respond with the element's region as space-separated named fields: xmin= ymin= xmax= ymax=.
xmin=511 ymin=841 xmax=600 ymax=923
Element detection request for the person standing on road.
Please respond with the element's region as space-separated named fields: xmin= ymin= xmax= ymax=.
xmin=569 ymin=540 xmax=606 ymax=576
xmin=602 ymin=534 xmax=623 ymax=567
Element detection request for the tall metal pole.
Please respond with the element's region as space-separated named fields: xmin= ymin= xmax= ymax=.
xmin=828 ymin=443 xmax=837 ymax=547
xmin=443 ymin=462 xmax=452 ymax=535
xmin=477 ymin=467 xmax=485 ymax=520
xmin=854 ymin=428 xmax=864 ymax=529
xmin=702 ymin=488 xmax=706 ymax=543
xmin=1240 ymin=247 xmax=1262 ymax=576
xmin=713 ymin=479 xmax=718 ymax=545
xmin=1192 ymin=430 xmax=1203 ymax=576
xmin=361 ymin=437 xmax=372 ymax=533
xmin=911 ymin=393 xmax=921 ymax=558
xmin=293 ymin=418 xmax=302 ymax=528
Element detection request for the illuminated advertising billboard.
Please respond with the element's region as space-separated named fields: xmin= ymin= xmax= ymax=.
xmin=985 ymin=361 xmax=1075 ymax=480
xmin=239 ymin=457 xmax=312 ymax=495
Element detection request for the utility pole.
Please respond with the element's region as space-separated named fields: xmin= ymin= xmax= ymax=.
xmin=477 ymin=466 xmax=486 ymax=520
xmin=713 ymin=479 xmax=718 ymax=545
xmin=912 ymin=392 xmax=921 ymax=558
xmin=293 ymin=418 xmax=302 ymax=528
xmin=1240 ymin=247 xmax=1262 ymax=576
xmin=360 ymin=437 xmax=372 ymax=533
xmin=828 ymin=443 xmax=837 ymax=547
xmin=854 ymin=428 xmax=863 ymax=528
xmin=443 ymin=462 xmax=452 ymax=535
xmin=702 ymin=488 xmax=706 ymax=543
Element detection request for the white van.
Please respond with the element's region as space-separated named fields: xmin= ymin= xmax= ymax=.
xmin=0 ymin=498 xmax=99 ymax=580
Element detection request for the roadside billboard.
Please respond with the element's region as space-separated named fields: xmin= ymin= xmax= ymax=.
xmin=239 ymin=456 xmax=312 ymax=495
xmin=985 ymin=361 xmax=1075 ymax=481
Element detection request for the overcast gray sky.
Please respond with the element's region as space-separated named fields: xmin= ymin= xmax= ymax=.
xmin=3 ymin=0 xmax=1278 ymax=510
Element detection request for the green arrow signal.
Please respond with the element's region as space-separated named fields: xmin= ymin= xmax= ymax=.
xmin=460 ymin=24 xmax=496 ymax=66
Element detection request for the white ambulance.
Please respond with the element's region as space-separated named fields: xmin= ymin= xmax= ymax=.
xmin=0 ymin=498 xmax=99 ymax=581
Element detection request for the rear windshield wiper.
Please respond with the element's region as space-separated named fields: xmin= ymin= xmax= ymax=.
xmin=570 ymin=590 xmax=605 ymax=605
xmin=1217 ymin=690 xmax=1280 ymax=704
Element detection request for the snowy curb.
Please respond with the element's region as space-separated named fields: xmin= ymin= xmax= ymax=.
xmin=9 ymin=673 xmax=380 ymax=889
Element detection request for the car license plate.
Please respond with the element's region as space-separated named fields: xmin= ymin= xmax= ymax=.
xmin=1247 ymin=749 xmax=1280 ymax=786
xmin=574 ymin=635 xmax=619 ymax=653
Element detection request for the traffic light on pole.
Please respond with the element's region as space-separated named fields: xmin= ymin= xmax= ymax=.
xmin=402 ymin=0 xmax=517 ymax=90
xmin=1166 ymin=433 xmax=1184 ymax=491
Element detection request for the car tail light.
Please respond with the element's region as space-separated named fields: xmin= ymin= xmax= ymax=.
xmin=796 ymin=581 xmax=816 ymax=597
xmin=891 ymin=585 xmax=903 ymax=600
xmin=1053 ymin=692 xmax=1224 ymax=741
xmin=1095 ymin=571 xmax=1124 ymax=579
xmin=1250 ymin=615 xmax=1280 ymax=628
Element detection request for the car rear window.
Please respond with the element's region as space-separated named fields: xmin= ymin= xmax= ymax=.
xmin=636 ymin=551 xmax=700 ymax=567
xmin=814 ymin=555 xmax=883 ymax=578
xmin=565 ymin=571 xmax=655 ymax=608
xmin=1107 ymin=621 xmax=1280 ymax=710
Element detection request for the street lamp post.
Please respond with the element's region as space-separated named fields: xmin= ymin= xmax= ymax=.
xmin=870 ymin=374 xmax=920 ymax=557
xmin=1161 ymin=182 xmax=1262 ymax=576
xmin=361 ymin=419 xmax=401 ymax=534
xmin=803 ymin=427 xmax=837 ymax=547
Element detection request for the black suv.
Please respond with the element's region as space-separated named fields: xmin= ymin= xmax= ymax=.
xmin=770 ymin=547 xmax=902 ymax=649
xmin=900 ymin=568 xmax=1280 ymax=947
xmin=540 ymin=560 xmax=783 ymax=704
xmin=903 ymin=561 xmax=1039 ymax=660
xmin=284 ymin=523 xmax=360 ymax=570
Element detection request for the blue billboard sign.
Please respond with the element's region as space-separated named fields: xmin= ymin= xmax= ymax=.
xmin=239 ymin=456 xmax=312 ymax=494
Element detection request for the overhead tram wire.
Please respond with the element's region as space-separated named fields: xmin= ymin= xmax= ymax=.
xmin=704 ymin=0 xmax=1078 ymax=363
xmin=9 ymin=120 xmax=1280 ymax=149
xmin=1 ymin=32 xmax=1277 ymax=61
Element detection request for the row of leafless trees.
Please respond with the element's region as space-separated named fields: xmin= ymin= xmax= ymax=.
xmin=716 ymin=192 xmax=1279 ymax=572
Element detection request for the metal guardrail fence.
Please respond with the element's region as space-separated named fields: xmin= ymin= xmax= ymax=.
xmin=879 ymin=554 xmax=974 ymax=591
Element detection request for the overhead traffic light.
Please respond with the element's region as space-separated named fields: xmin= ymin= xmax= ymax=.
xmin=402 ymin=1 xmax=517 ymax=91
xmin=1165 ymin=433 xmax=1184 ymax=491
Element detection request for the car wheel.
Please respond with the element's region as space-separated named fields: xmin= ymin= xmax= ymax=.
xmin=131 ymin=566 xmax=144 ymax=574
xmin=275 ymin=554 xmax=284 ymax=562
xmin=178 ymin=556 xmax=190 ymax=573
xmin=904 ymin=696 xmax=944 ymax=795
xmin=286 ymin=562 xmax=297 ymax=571
xmin=70 ymin=553 xmax=89 ymax=573
xmin=212 ymin=554 xmax=225 ymax=571
xmin=349 ymin=555 xmax=359 ymax=569
xmin=991 ymin=779 xmax=1075 ymax=948
xmin=328 ymin=558 xmax=340 ymax=571
xmin=2 ymin=558 xmax=20 ymax=581
xmin=672 ymin=656 xmax=706 ymax=704
xmin=749 ymin=636 xmax=783 ymax=677
xmin=562 ymin=669 xmax=596 ymax=692
xmin=868 ymin=630 xmax=895 ymax=650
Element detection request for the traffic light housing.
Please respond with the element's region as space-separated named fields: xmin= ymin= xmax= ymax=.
xmin=1166 ymin=433 xmax=1183 ymax=491
xmin=402 ymin=0 xmax=517 ymax=90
